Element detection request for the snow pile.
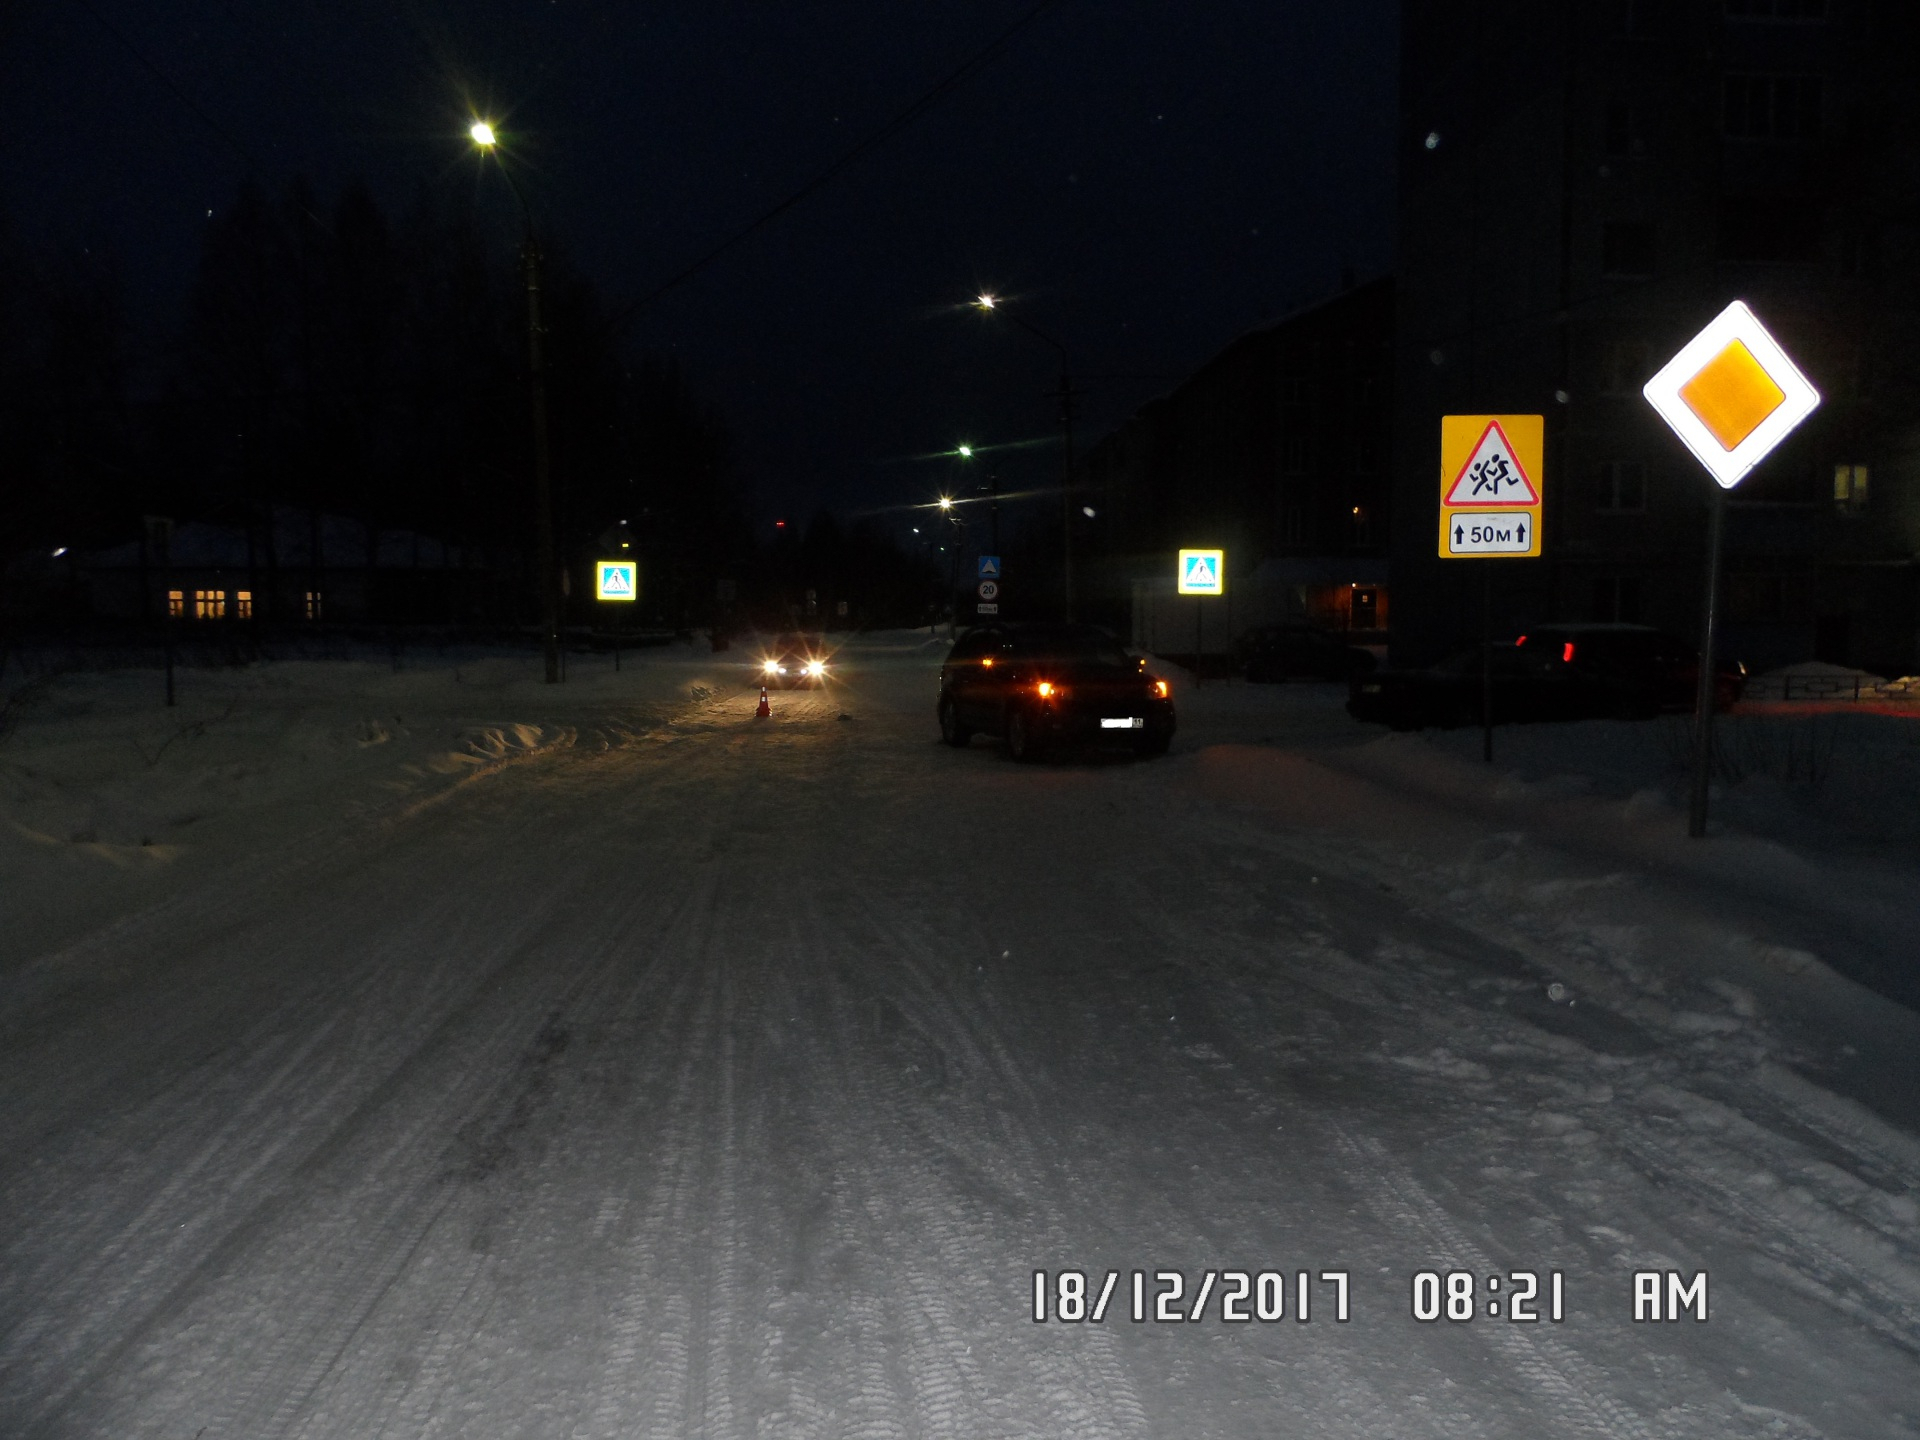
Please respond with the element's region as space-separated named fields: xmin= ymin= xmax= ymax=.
xmin=0 ymin=641 xmax=747 ymax=961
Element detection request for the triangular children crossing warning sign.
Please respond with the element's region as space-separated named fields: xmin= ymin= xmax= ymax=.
xmin=1443 ymin=420 xmax=1540 ymax=507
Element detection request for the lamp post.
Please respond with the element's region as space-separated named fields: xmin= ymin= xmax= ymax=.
xmin=974 ymin=294 xmax=1078 ymax=621
xmin=472 ymin=121 xmax=561 ymax=684
xmin=938 ymin=494 xmax=967 ymax=637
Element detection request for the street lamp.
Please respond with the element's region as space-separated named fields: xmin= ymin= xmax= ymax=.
xmin=472 ymin=119 xmax=561 ymax=684
xmin=938 ymin=494 xmax=967 ymax=637
xmin=972 ymin=293 xmax=1079 ymax=621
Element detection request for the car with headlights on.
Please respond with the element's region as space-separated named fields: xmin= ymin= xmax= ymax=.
xmin=937 ymin=623 xmax=1176 ymax=761
xmin=754 ymin=632 xmax=831 ymax=688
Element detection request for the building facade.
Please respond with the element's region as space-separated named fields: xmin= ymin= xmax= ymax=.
xmin=1392 ymin=0 xmax=1920 ymax=671
xmin=1079 ymin=277 xmax=1396 ymax=649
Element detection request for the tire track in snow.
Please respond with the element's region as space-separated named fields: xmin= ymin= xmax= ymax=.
xmin=5 ymin=747 xmax=717 ymax=1438
xmin=1331 ymin=1128 xmax=1658 ymax=1440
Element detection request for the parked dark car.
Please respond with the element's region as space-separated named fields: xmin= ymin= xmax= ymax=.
xmin=1346 ymin=644 xmax=1556 ymax=730
xmin=753 ymin=631 xmax=831 ymax=688
xmin=1513 ymin=624 xmax=1743 ymax=716
xmin=938 ymin=623 xmax=1177 ymax=761
xmin=1349 ymin=627 xmax=1747 ymax=731
xmin=1237 ymin=623 xmax=1378 ymax=682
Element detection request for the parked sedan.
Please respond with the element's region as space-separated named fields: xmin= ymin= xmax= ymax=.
xmin=1237 ymin=623 xmax=1378 ymax=683
xmin=1346 ymin=644 xmax=1564 ymax=730
xmin=938 ymin=623 xmax=1176 ymax=761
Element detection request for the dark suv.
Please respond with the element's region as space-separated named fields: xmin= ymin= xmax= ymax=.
xmin=1513 ymin=624 xmax=1743 ymax=716
xmin=937 ymin=623 xmax=1177 ymax=761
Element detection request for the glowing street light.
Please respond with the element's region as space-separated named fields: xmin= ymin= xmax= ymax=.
xmin=938 ymin=496 xmax=954 ymax=511
xmin=956 ymin=444 xmax=973 ymax=458
xmin=469 ymin=120 xmax=497 ymax=148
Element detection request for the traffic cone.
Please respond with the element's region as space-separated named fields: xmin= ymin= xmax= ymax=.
xmin=755 ymin=686 xmax=770 ymax=718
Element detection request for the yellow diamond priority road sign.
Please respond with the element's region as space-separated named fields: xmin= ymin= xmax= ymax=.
xmin=1642 ymin=300 xmax=1819 ymax=489
xmin=1437 ymin=414 xmax=1543 ymax=559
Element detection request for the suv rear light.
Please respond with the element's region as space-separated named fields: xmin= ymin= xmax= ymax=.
xmin=1562 ymin=642 xmax=1576 ymax=663
xmin=1152 ymin=679 xmax=1170 ymax=698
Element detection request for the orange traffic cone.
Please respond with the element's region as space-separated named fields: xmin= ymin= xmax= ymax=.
xmin=755 ymin=686 xmax=770 ymax=718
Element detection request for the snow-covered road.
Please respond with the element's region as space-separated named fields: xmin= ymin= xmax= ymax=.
xmin=3 ymin=635 xmax=1917 ymax=1437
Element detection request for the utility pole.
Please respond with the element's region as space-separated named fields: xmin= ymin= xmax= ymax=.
xmin=523 ymin=238 xmax=560 ymax=684
xmin=1056 ymin=365 xmax=1078 ymax=622
xmin=472 ymin=121 xmax=561 ymax=684
xmin=973 ymin=294 xmax=1078 ymax=621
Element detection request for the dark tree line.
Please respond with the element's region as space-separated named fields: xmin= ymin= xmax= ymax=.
xmin=2 ymin=177 xmax=750 ymax=627
xmin=2 ymin=175 xmax=951 ymax=635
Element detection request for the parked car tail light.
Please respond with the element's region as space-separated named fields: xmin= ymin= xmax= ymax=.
xmin=1037 ymin=681 xmax=1068 ymax=698
xmin=1516 ymin=634 xmax=1527 ymax=647
xmin=982 ymin=657 xmax=994 ymax=668
xmin=1562 ymin=642 xmax=1576 ymax=663
xmin=1152 ymin=679 xmax=1170 ymax=698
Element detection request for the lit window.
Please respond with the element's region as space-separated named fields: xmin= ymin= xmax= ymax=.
xmin=1834 ymin=464 xmax=1869 ymax=516
xmin=193 ymin=589 xmax=225 ymax=620
xmin=304 ymin=590 xmax=324 ymax=621
xmin=167 ymin=590 xmax=185 ymax=619
xmin=235 ymin=590 xmax=254 ymax=620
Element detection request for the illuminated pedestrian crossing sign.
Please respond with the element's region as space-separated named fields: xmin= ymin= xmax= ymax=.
xmin=595 ymin=560 xmax=637 ymax=601
xmin=1177 ymin=548 xmax=1225 ymax=596
xmin=1438 ymin=415 xmax=1543 ymax=559
xmin=977 ymin=555 xmax=1001 ymax=580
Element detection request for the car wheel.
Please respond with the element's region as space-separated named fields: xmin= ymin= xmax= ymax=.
xmin=1005 ymin=706 xmax=1046 ymax=763
xmin=938 ymin=698 xmax=973 ymax=748
xmin=1135 ymin=732 xmax=1171 ymax=758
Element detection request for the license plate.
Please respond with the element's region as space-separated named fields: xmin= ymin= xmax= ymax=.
xmin=1101 ymin=717 xmax=1144 ymax=729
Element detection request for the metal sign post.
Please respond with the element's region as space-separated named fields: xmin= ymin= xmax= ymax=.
xmin=595 ymin=560 xmax=638 ymax=673
xmin=976 ymin=556 xmax=1002 ymax=619
xmin=1177 ymin=549 xmax=1225 ymax=686
xmin=1642 ymin=300 xmax=1820 ymax=837
xmin=1435 ymin=416 xmax=1544 ymax=762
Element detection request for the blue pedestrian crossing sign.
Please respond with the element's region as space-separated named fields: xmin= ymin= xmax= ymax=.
xmin=977 ymin=555 xmax=1002 ymax=580
xmin=1177 ymin=548 xmax=1225 ymax=596
xmin=595 ymin=560 xmax=638 ymax=602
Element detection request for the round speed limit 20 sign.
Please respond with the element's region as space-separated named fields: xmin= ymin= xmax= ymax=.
xmin=978 ymin=580 xmax=1000 ymax=601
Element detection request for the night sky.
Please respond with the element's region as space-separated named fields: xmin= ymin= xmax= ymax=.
xmin=3 ymin=0 xmax=1399 ymax=530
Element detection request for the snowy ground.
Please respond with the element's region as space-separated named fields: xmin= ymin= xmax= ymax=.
xmin=2 ymin=632 xmax=1917 ymax=1438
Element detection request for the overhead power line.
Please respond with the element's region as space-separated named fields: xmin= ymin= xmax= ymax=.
xmin=600 ymin=0 xmax=1069 ymax=338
